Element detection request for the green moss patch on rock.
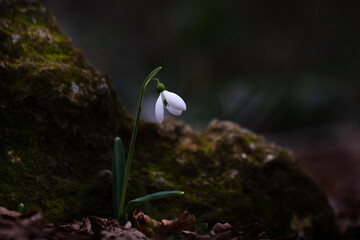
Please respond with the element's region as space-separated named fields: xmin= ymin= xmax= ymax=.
xmin=0 ymin=1 xmax=338 ymax=239
xmin=130 ymin=119 xmax=339 ymax=239
xmin=0 ymin=0 xmax=133 ymax=224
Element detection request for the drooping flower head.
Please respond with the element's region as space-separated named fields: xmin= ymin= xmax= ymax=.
xmin=155 ymin=82 xmax=186 ymax=123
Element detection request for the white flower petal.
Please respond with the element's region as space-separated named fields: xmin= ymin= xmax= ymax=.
xmin=155 ymin=94 xmax=164 ymax=123
xmin=160 ymin=91 xmax=165 ymax=102
xmin=162 ymin=90 xmax=186 ymax=111
xmin=167 ymin=106 xmax=183 ymax=116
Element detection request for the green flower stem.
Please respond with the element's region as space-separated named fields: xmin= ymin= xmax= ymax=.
xmin=118 ymin=67 xmax=162 ymax=216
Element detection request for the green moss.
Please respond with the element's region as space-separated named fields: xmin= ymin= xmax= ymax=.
xmin=53 ymin=34 xmax=68 ymax=43
xmin=43 ymin=198 xmax=69 ymax=223
xmin=124 ymin=122 xmax=338 ymax=239
xmin=0 ymin=0 xmax=117 ymax=222
xmin=10 ymin=15 xmax=46 ymax=29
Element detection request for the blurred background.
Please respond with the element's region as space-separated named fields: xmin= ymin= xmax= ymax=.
xmin=42 ymin=0 xmax=360 ymax=238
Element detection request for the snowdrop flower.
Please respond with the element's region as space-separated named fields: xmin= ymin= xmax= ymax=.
xmin=155 ymin=83 xmax=186 ymax=123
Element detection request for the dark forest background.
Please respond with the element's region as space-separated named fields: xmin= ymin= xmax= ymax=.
xmin=42 ymin=0 xmax=360 ymax=237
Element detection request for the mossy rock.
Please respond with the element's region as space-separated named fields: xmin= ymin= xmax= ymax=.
xmin=0 ymin=0 xmax=338 ymax=239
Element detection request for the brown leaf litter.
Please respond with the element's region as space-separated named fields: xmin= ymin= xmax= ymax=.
xmin=0 ymin=206 xmax=147 ymax=239
xmin=0 ymin=206 xmax=307 ymax=240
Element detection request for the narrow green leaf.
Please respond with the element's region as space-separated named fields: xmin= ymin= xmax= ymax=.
xmin=112 ymin=137 xmax=126 ymax=220
xmin=121 ymin=190 xmax=184 ymax=219
xmin=129 ymin=190 xmax=184 ymax=203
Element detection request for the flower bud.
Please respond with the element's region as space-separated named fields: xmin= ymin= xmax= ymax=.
xmin=18 ymin=203 xmax=25 ymax=214
xmin=156 ymin=82 xmax=166 ymax=93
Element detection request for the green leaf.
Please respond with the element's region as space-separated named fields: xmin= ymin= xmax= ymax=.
xmin=112 ymin=137 xmax=126 ymax=220
xmin=121 ymin=191 xmax=184 ymax=219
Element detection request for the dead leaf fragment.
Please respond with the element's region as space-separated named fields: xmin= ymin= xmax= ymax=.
xmin=133 ymin=208 xmax=196 ymax=238
xmin=125 ymin=220 xmax=132 ymax=229
xmin=133 ymin=208 xmax=161 ymax=238
xmin=212 ymin=222 xmax=232 ymax=233
xmin=0 ymin=206 xmax=21 ymax=218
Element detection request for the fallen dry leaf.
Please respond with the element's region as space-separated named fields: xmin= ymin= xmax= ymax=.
xmin=0 ymin=206 xmax=21 ymax=218
xmin=133 ymin=208 xmax=196 ymax=238
xmin=133 ymin=208 xmax=162 ymax=238
xmin=212 ymin=222 xmax=232 ymax=233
